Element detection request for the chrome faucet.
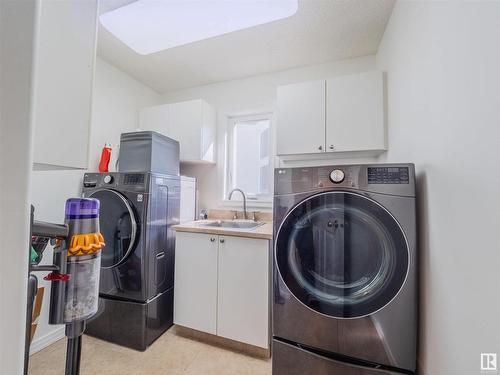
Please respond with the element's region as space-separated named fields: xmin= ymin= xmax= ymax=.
xmin=228 ymin=188 xmax=247 ymax=220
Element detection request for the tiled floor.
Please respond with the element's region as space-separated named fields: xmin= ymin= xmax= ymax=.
xmin=29 ymin=327 xmax=271 ymax=375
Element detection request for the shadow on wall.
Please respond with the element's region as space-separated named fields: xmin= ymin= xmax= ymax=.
xmin=415 ymin=171 xmax=429 ymax=375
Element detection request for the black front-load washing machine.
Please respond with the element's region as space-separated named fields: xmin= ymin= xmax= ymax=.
xmin=82 ymin=172 xmax=180 ymax=351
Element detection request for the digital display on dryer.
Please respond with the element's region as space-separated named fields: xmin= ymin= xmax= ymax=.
xmin=368 ymin=167 xmax=409 ymax=184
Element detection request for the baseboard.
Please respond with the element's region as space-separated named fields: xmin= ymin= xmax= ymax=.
xmin=174 ymin=325 xmax=271 ymax=359
xmin=30 ymin=326 xmax=65 ymax=355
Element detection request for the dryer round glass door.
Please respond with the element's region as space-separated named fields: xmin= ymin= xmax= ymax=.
xmin=89 ymin=189 xmax=138 ymax=268
xmin=275 ymin=191 xmax=409 ymax=318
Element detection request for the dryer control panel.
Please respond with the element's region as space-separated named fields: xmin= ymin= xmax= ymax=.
xmin=274 ymin=164 xmax=415 ymax=197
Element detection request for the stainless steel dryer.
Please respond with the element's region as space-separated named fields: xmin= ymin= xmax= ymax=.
xmin=273 ymin=164 xmax=417 ymax=375
xmin=82 ymin=172 xmax=180 ymax=351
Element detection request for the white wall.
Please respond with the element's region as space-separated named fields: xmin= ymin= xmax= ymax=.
xmin=376 ymin=2 xmax=500 ymax=374
xmin=88 ymin=58 xmax=162 ymax=171
xmin=29 ymin=57 xmax=161 ymax=353
xmin=0 ymin=1 xmax=37 ymax=373
xmin=162 ymin=55 xmax=378 ymax=211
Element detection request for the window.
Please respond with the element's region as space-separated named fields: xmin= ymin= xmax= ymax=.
xmin=226 ymin=114 xmax=273 ymax=204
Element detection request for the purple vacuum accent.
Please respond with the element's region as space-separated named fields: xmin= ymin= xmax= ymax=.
xmin=65 ymin=198 xmax=100 ymax=219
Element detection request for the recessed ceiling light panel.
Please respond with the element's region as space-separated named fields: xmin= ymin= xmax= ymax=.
xmin=100 ymin=0 xmax=299 ymax=55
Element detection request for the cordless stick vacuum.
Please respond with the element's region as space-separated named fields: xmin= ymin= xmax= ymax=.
xmin=27 ymin=198 xmax=104 ymax=375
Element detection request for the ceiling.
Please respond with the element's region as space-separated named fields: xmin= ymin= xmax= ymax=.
xmin=97 ymin=0 xmax=395 ymax=93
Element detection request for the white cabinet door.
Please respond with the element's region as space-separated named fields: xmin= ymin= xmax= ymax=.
xmin=32 ymin=0 xmax=98 ymax=169
xmin=174 ymin=232 xmax=218 ymax=334
xmin=326 ymin=71 xmax=386 ymax=152
xmin=217 ymin=236 xmax=269 ymax=348
xmin=276 ymin=80 xmax=326 ymax=155
xmin=169 ymin=99 xmax=204 ymax=162
xmin=139 ymin=104 xmax=169 ymax=135
xmin=139 ymin=99 xmax=216 ymax=163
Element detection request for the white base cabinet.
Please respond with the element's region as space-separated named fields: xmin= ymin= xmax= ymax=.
xmin=174 ymin=232 xmax=270 ymax=349
xmin=174 ymin=232 xmax=218 ymax=334
xmin=217 ymin=236 xmax=269 ymax=348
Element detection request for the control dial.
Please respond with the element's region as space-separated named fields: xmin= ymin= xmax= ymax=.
xmin=103 ymin=175 xmax=114 ymax=184
xmin=329 ymin=169 xmax=345 ymax=183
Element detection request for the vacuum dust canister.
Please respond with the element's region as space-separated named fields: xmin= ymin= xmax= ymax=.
xmin=63 ymin=198 xmax=105 ymax=323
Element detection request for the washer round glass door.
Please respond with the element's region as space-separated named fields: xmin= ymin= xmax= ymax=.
xmin=89 ymin=189 xmax=138 ymax=268
xmin=276 ymin=191 xmax=409 ymax=318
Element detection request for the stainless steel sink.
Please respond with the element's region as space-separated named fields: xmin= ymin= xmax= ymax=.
xmin=198 ymin=220 xmax=265 ymax=229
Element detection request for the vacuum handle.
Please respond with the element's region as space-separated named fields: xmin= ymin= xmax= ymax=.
xmin=30 ymin=264 xmax=59 ymax=272
xmin=32 ymin=220 xmax=69 ymax=238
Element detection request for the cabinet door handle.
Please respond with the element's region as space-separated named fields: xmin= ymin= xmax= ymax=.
xmin=318 ymin=145 xmax=323 ymax=151
xmin=210 ymin=237 xmax=216 ymax=242
xmin=329 ymin=145 xmax=334 ymax=150
xmin=219 ymin=238 xmax=225 ymax=243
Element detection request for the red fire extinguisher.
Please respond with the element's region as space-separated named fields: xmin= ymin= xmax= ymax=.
xmin=98 ymin=143 xmax=112 ymax=173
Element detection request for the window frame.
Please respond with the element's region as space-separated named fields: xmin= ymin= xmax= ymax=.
xmin=224 ymin=112 xmax=274 ymax=207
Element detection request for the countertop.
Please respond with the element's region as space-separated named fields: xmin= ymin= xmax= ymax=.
xmin=173 ymin=220 xmax=273 ymax=240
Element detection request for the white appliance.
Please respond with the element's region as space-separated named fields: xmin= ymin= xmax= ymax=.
xmin=180 ymin=176 xmax=196 ymax=223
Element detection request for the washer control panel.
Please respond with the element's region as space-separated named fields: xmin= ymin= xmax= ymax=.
xmin=124 ymin=174 xmax=145 ymax=185
xmin=368 ymin=167 xmax=409 ymax=184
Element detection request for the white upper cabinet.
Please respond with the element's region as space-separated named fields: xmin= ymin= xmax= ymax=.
xmin=32 ymin=0 xmax=98 ymax=169
xmin=139 ymin=99 xmax=216 ymax=163
xmin=276 ymin=80 xmax=326 ymax=155
xmin=326 ymin=71 xmax=385 ymax=152
xmin=169 ymin=99 xmax=216 ymax=163
xmin=276 ymin=71 xmax=386 ymax=156
xmin=139 ymin=104 xmax=170 ymax=135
